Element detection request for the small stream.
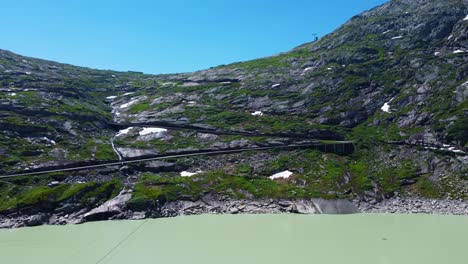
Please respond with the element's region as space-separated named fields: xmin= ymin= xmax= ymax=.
xmin=110 ymin=137 xmax=123 ymax=161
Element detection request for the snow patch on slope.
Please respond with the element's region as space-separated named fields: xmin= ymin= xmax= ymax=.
xmin=269 ymin=170 xmax=293 ymax=180
xmin=381 ymin=97 xmax=395 ymax=113
xmin=116 ymin=127 xmax=134 ymax=137
xmin=180 ymin=171 xmax=202 ymax=177
xmin=139 ymin=127 xmax=167 ymax=136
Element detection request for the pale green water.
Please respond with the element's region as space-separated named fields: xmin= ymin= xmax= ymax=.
xmin=1 ymin=214 xmax=467 ymax=264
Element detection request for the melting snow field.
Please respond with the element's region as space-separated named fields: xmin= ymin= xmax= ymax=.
xmin=381 ymin=103 xmax=391 ymax=113
xmin=116 ymin=127 xmax=134 ymax=137
xmin=392 ymin=36 xmax=403 ymax=39
xmin=180 ymin=171 xmax=202 ymax=177
xmin=464 ymin=14 xmax=468 ymax=21
xmin=106 ymin=96 xmax=117 ymax=100
xmin=251 ymin=111 xmax=264 ymax=116
xmin=453 ymin=50 xmax=465 ymax=54
xmin=381 ymin=97 xmax=395 ymax=113
xmin=271 ymin=84 xmax=281 ymax=88
xmin=269 ymin=170 xmax=293 ymax=180
xmin=139 ymin=127 xmax=167 ymax=136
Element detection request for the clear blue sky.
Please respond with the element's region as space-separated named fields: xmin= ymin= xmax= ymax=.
xmin=1 ymin=0 xmax=387 ymax=74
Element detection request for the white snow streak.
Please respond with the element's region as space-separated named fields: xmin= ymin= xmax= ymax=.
xmin=119 ymin=99 xmax=139 ymax=109
xmin=180 ymin=171 xmax=202 ymax=177
xmin=116 ymin=127 xmax=134 ymax=137
xmin=251 ymin=111 xmax=264 ymax=116
xmin=138 ymin=127 xmax=167 ymax=136
xmin=269 ymin=170 xmax=293 ymax=180
xmin=381 ymin=97 xmax=395 ymax=113
xmin=381 ymin=103 xmax=391 ymax=113
xmin=42 ymin=137 xmax=56 ymax=145
xmin=425 ymin=145 xmax=466 ymax=155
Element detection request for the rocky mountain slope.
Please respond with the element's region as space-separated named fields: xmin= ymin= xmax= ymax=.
xmin=0 ymin=0 xmax=467 ymax=227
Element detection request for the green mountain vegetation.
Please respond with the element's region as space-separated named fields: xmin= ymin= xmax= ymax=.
xmin=0 ymin=0 xmax=466 ymax=224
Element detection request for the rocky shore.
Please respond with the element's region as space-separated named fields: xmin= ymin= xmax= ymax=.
xmin=358 ymin=197 xmax=468 ymax=215
xmin=1 ymin=193 xmax=468 ymax=229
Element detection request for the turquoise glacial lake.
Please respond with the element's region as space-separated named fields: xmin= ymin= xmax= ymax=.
xmin=0 ymin=214 xmax=467 ymax=264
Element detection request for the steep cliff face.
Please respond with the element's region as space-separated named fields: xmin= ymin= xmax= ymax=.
xmin=0 ymin=0 xmax=467 ymax=225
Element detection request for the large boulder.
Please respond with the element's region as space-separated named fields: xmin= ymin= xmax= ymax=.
xmin=83 ymin=189 xmax=132 ymax=221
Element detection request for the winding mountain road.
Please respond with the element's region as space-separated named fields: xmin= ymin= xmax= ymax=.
xmin=108 ymin=121 xmax=341 ymax=140
xmin=0 ymin=142 xmax=354 ymax=179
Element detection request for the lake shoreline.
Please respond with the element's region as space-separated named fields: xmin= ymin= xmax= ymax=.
xmin=358 ymin=196 xmax=468 ymax=215
xmin=1 ymin=195 xmax=467 ymax=228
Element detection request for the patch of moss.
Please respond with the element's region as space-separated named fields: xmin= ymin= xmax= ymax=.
xmin=128 ymin=102 xmax=150 ymax=113
xmin=416 ymin=177 xmax=442 ymax=199
xmin=0 ymin=178 xmax=123 ymax=212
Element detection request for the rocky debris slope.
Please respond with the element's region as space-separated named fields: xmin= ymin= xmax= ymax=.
xmin=3 ymin=193 xmax=468 ymax=229
xmin=359 ymin=196 xmax=468 ymax=215
xmin=157 ymin=195 xmax=358 ymax=216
